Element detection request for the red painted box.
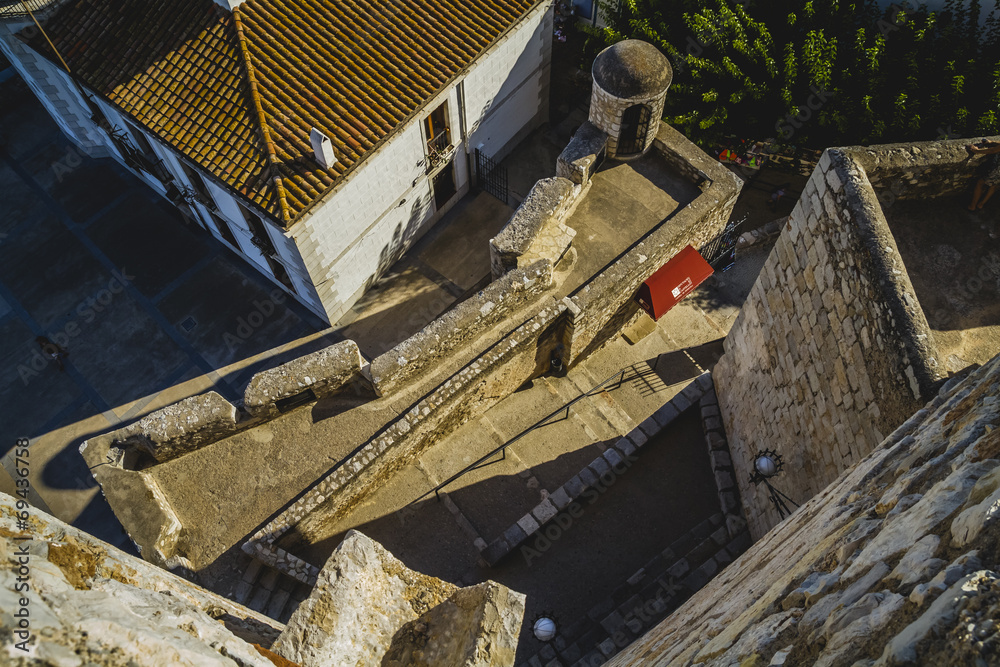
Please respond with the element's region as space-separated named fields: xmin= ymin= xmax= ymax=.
xmin=635 ymin=245 xmax=714 ymax=321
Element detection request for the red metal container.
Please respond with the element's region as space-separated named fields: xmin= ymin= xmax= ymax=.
xmin=635 ymin=245 xmax=714 ymax=321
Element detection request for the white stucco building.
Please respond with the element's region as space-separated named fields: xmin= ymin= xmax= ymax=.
xmin=0 ymin=0 xmax=552 ymax=323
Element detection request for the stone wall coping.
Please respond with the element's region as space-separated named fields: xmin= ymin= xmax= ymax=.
xmin=827 ymin=147 xmax=940 ymax=399
xmin=491 ymin=176 xmax=576 ymax=256
xmin=369 ymin=259 xmax=554 ymax=396
xmin=243 ymin=340 xmax=364 ymax=417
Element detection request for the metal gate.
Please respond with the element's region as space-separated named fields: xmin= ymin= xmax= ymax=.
xmin=700 ymin=215 xmax=749 ymax=272
xmin=475 ymin=148 xmax=508 ymax=205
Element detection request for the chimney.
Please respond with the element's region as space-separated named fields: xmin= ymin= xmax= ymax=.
xmin=310 ymin=128 xmax=337 ymax=170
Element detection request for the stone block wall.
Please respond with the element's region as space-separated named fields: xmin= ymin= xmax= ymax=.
xmin=609 ymin=353 xmax=1000 ymax=667
xmin=370 ymin=260 xmax=553 ymax=396
xmin=565 ymin=124 xmax=742 ymax=365
xmin=849 ymin=136 xmax=999 ymax=203
xmin=115 ymin=391 xmax=239 ymax=464
xmin=714 ymin=145 xmax=942 ymax=540
xmin=588 ymin=80 xmax=666 ymax=159
xmin=556 ymin=120 xmax=608 ymax=185
xmin=489 ymin=177 xmax=585 ymax=279
xmin=243 ymin=340 xmax=365 ymax=419
xmin=244 ymin=301 xmax=570 ymax=582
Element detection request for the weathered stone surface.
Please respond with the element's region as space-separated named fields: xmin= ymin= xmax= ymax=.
xmin=887 ymin=534 xmax=943 ymax=586
xmin=844 ymin=461 xmax=996 ymax=579
xmin=244 ymin=340 xmax=364 ymax=418
xmin=556 ymin=121 xmax=608 ymax=185
xmin=815 ymin=591 xmax=904 ymax=667
xmin=382 ymin=581 xmax=526 ymax=667
xmin=490 ymin=178 xmax=581 ymax=278
xmin=370 ymin=261 xmax=554 ymax=396
xmin=605 ymin=352 xmax=1000 ymax=667
xmin=118 ymin=391 xmax=238 ymax=463
xmin=882 ymin=570 xmax=999 ymax=665
xmin=0 ymin=492 xmax=281 ymax=666
xmin=950 ymin=480 xmax=1000 ymax=548
xmin=273 ymin=530 xmax=457 ymax=666
xmin=909 ymin=551 xmax=983 ymax=607
xmin=713 ymin=609 xmax=801 ymax=664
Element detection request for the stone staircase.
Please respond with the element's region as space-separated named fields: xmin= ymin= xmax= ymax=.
xmin=231 ymin=553 xmax=313 ymax=624
xmin=521 ymin=512 xmax=752 ymax=667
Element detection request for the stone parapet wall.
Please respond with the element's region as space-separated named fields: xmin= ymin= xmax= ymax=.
xmin=609 ymin=353 xmax=1000 ymax=667
xmin=556 ymin=120 xmax=608 ymax=185
xmin=0 ymin=491 xmax=284 ymax=665
xmin=566 ymin=124 xmax=742 ymax=365
xmin=113 ymin=391 xmax=239 ymax=464
xmin=244 ymin=301 xmax=570 ymax=582
xmin=370 ymin=260 xmax=553 ymax=396
xmin=714 ymin=145 xmax=943 ymax=539
xmin=243 ymin=340 xmax=365 ymax=419
xmin=651 ymin=123 xmax=721 ymax=188
xmin=848 ymin=136 xmax=999 ymax=203
xmin=489 ymin=176 xmax=585 ymax=279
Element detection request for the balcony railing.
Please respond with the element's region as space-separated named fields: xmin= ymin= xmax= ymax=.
xmin=106 ymin=126 xmax=173 ymax=184
xmin=425 ymin=128 xmax=452 ymax=172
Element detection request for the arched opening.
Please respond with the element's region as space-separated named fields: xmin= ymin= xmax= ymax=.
xmin=618 ymin=104 xmax=651 ymax=155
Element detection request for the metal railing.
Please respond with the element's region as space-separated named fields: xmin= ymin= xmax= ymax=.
xmin=412 ymin=365 xmax=638 ymax=505
xmin=425 ymin=128 xmax=452 ymax=170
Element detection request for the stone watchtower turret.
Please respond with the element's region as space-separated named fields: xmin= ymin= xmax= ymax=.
xmin=589 ymin=40 xmax=673 ymax=160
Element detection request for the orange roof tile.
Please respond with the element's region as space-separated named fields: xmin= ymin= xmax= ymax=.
xmin=21 ymin=0 xmax=538 ymax=226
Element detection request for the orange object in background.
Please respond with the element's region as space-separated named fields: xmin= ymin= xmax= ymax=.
xmin=635 ymin=245 xmax=714 ymax=321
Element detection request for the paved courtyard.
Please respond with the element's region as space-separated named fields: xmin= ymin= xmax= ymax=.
xmin=0 ymin=76 xmax=332 ymax=547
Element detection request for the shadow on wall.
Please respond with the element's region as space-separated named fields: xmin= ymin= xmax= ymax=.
xmin=881 ymin=196 xmax=1000 ymax=334
xmin=275 ymin=346 xmax=724 ymax=571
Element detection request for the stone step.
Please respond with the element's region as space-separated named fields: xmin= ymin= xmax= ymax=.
xmin=520 ymin=511 xmax=749 ymax=667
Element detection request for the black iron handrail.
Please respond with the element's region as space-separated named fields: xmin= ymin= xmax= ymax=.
xmin=412 ymin=365 xmax=638 ymax=505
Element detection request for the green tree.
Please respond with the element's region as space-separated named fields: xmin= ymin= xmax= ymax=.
xmin=587 ymin=0 xmax=1000 ymax=146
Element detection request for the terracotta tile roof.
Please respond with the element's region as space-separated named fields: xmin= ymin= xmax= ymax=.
xmin=21 ymin=0 xmax=538 ymax=226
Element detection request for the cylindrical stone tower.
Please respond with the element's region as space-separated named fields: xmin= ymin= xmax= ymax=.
xmin=589 ymin=40 xmax=673 ymax=160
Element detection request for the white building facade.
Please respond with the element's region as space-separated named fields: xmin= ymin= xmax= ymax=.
xmin=0 ymin=0 xmax=553 ymax=324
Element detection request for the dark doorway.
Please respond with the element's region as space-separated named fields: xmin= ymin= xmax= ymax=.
xmin=433 ymin=160 xmax=457 ymax=210
xmin=618 ymin=104 xmax=651 ymax=156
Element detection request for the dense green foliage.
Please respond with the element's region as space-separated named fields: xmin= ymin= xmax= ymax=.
xmin=585 ymin=0 xmax=1000 ymax=146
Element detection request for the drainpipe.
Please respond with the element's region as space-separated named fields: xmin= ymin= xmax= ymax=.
xmin=457 ymin=80 xmax=471 ymax=188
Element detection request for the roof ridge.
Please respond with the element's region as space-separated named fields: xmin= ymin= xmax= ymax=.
xmin=231 ymin=7 xmax=292 ymax=225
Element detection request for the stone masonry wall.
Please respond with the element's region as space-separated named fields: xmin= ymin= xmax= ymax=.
xmin=566 ymin=123 xmax=742 ymax=366
xmin=851 ymin=136 xmax=1000 ymax=204
xmin=244 ymin=301 xmax=570 ymax=582
xmin=0 ymin=491 xmax=283 ymax=666
xmin=370 ymin=260 xmax=553 ymax=396
xmin=609 ymin=353 xmax=1000 ymax=667
xmin=588 ymin=80 xmax=666 ymax=159
xmin=714 ymin=146 xmax=941 ymax=540
xmin=489 ymin=177 xmax=585 ymax=279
